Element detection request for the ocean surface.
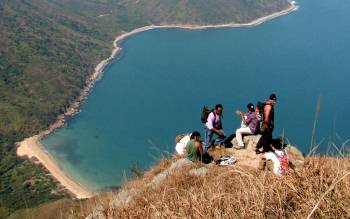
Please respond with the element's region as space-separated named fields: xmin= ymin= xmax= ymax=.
xmin=42 ymin=0 xmax=350 ymax=191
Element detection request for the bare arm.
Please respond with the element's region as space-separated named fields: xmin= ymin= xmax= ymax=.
xmin=211 ymin=128 xmax=224 ymax=136
xmin=195 ymin=141 xmax=204 ymax=156
xmin=264 ymin=105 xmax=272 ymax=123
xmin=236 ymin=110 xmax=247 ymax=124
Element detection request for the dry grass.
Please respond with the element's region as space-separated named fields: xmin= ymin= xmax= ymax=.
xmin=77 ymin=155 xmax=350 ymax=218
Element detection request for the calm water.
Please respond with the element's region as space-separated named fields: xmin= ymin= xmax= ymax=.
xmin=42 ymin=0 xmax=350 ymax=191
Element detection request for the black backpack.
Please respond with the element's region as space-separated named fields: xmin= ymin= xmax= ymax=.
xmin=201 ymin=106 xmax=212 ymax=123
xmin=256 ymin=101 xmax=265 ymax=133
xmin=256 ymin=101 xmax=265 ymax=120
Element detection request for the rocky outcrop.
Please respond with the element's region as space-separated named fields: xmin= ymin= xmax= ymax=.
xmin=109 ymin=188 xmax=139 ymax=209
xmin=149 ymin=158 xmax=193 ymax=188
xmin=285 ymin=144 xmax=305 ymax=171
xmin=85 ymin=205 xmax=106 ymax=219
xmin=214 ymin=135 xmax=305 ymax=171
xmin=86 ymin=134 xmax=304 ymax=218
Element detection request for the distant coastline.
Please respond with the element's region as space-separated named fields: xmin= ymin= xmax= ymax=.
xmin=16 ymin=1 xmax=298 ymax=199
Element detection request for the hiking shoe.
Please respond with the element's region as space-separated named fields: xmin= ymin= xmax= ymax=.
xmin=234 ymin=145 xmax=245 ymax=150
xmin=217 ymin=156 xmax=237 ymax=166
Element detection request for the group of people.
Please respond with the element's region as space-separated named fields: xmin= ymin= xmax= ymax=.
xmin=185 ymin=93 xmax=278 ymax=163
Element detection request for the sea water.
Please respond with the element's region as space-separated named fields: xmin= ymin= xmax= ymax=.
xmin=42 ymin=0 xmax=350 ymax=191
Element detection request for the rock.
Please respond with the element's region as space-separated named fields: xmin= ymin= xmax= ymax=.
xmin=285 ymin=145 xmax=305 ymax=170
xmin=149 ymin=172 xmax=168 ymax=187
xmin=168 ymin=158 xmax=192 ymax=172
xmin=189 ymin=167 xmax=209 ymax=176
xmin=148 ymin=158 xmax=192 ymax=188
xmin=85 ymin=205 xmax=106 ymax=219
xmin=109 ymin=188 xmax=139 ymax=209
xmin=230 ymin=135 xmax=261 ymax=150
xmin=221 ymin=134 xmax=304 ymax=172
xmin=224 ymin=135 xmax=262 ymax=168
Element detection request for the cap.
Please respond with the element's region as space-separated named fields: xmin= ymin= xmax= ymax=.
xmin=269 ymin=93 xmax=277 ymax=101
xmin=247 ymin=103 xmax=254 ymax=110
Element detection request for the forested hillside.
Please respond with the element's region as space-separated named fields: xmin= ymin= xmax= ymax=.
xmin=119 ymin=0 xmax=290 ymax=25
xmin=0 ymin=0 xmax=290 ymax=217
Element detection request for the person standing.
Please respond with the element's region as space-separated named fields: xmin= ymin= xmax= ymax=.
xmin=256 ymin=94 xmax=277 ymax=153
xmin=204 ymin=104 xmax=226 ymax=153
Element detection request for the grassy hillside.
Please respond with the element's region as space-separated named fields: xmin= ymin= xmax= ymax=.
xmin=0 ymin=0 xmax=291 ymax=217
xmin=9 ymin=155 xmax=349 ymax=218
xmin=86 ymin=156 xmax=350 ymax=218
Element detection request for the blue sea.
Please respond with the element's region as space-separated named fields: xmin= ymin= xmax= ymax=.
xmin=42 ymin=0 xmax=350 ymax=191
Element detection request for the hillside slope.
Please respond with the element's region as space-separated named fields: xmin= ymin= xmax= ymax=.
xmin=119 ymin=0 xmax=290 ymax=26
xmin=85 ymin=155 xmax=350 ymax=218
xmin=80 ymin=138 xmax=349 ymax=218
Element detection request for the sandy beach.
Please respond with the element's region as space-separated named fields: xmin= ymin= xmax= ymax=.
xmin=16 ymin=1 xmax=298 ymax=199
xmin=17 ymin=136 xmax=93 ymax=199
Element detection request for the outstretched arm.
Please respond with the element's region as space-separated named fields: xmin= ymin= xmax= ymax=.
xmin=235 ymin=110 xmax=245 ymax=122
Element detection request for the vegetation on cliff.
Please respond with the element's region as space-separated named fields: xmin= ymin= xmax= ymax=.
xmin=0 ymin=0 xmax=291 ymax=217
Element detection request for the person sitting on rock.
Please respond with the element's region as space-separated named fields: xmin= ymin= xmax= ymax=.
xmin=186 ymin=131 xmax=204 ymax=162
xmin=234 ymin=103 xmax=259 ymax=149
xmin=204 ymin=104 xmax=226 ymax=153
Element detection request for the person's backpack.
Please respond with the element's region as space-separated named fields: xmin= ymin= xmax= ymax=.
xmin=256 ymin=101 xmax=265 ymax=120
xmin=201 ymin=106 xmax=212 ymax=123
xmin=278 ymin=151 xmax=289 ymax=173
xmin=256 ymin=101 xmax=265 ymax=133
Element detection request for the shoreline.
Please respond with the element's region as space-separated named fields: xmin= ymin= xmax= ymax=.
xmin=17 ymin=136 xmax=94 ymax=199
xmin=16 ymin=1 xmax=298 ymax=199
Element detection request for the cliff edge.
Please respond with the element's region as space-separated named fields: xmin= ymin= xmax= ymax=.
xmin=83 ymin=136 xmax=349 ymax=218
